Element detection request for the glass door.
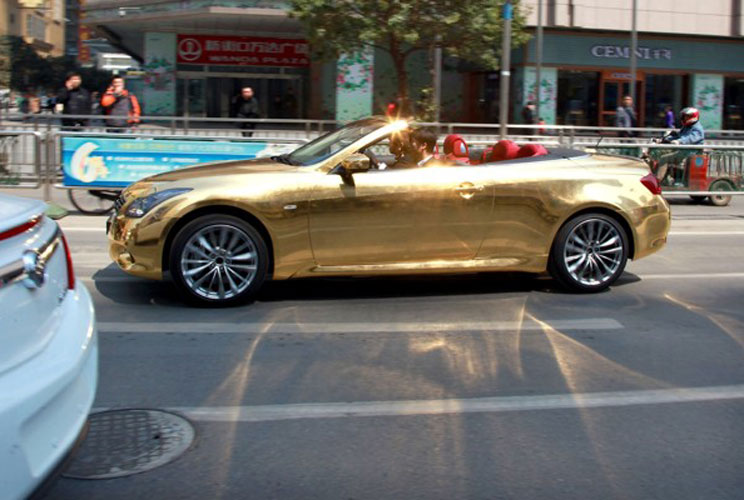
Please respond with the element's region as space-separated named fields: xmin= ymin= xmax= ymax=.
xmin=599 ymin=77 xmax=644 ymax=127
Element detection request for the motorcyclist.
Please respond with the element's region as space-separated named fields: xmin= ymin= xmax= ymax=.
xmin=654 ymin=107 xmax=704 ymax=183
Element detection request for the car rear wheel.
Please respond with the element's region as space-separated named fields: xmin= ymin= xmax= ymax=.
xmin=549 ymin=213 xmax=629 ymax=293
xmin=170 ymin=214 xmax=268 ymax=306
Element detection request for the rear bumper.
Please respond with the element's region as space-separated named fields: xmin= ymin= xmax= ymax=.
xmin=632 ymin=196 xmax=671 ymax=260
xmin=0 ymin=283 xmax=98 ymax=500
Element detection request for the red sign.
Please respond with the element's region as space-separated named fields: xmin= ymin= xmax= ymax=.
xmin=177 ymin=35 xmax=309 ymax=67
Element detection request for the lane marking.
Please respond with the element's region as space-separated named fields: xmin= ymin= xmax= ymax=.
xmin=81 ymin=277 xmax=137 ymax=283
xmin=97 ymin=318 xmax=623 ymax=334
xmin=669 ymin=231 xmax=744 ymax=236
xmin=63 ymin=229 xmax=744 ymax=236
xmin=146 ymin=385 xmax=744 ymax=423
xmin=639 ymin=273 xmax=744 ymax=280
xmin=61 ymin=227 xmax=106 ymax=232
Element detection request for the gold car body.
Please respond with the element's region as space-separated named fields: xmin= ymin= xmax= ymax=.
xmin=107 ymin=118 xmax=670 ymax=282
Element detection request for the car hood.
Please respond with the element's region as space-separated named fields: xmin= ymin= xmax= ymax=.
xmin=148 ymin=157 xmax=302 ymax=182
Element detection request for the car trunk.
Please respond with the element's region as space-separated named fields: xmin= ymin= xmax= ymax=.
xmin=0 ymin=201 xmax=71 ymax=375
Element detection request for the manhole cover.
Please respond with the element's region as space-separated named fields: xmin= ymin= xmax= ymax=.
xmin=63 ymin=409 xmax=195 ymax=479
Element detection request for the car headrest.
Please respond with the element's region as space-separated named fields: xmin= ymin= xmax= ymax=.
xmin=443 ymin=134 xmax=469 ymax=158
xmin=488 ymin=140 xmax=520 ymax=162
xmin=516 ymin=143 xmax=548 ymax=158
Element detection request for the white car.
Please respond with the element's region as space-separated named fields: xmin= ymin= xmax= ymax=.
xmin=0 ymin=194 xmax=98 ymax=499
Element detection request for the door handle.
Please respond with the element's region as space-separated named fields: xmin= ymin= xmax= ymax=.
xmin=455 ymin=184 xmax=484 ymax=192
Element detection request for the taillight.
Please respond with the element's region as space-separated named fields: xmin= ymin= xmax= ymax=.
xmin=641 ymin=173 xmax=662 ymax=195
xmin=0 ymin=216 xmax=40 ymax=241
xmin=61 ymin=232 xmax=75 ymax=290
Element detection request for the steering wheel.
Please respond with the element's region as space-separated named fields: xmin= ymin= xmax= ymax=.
xmin=360 ymin=147 xmax=381 ymax=169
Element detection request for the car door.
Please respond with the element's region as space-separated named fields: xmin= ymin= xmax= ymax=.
xmin=308 ymin=167 xmax=420 ymax=266
xmin=405 ymin=164 xmax=495 ymax=261
xmin=309 ymin=164 xmax=495 ymax=266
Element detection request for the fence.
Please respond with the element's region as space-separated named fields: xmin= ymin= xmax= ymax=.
xmin=3 ymin=112 xmax=744 ymax=143
xmin=1 ymin=123 xmax=743 ymax=205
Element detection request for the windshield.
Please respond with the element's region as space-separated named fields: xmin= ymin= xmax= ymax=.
xmin=286 ymin=119 xmax=386 ymax=166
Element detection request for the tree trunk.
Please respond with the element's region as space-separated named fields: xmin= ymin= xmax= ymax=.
xmin=389 ymin=39 xmax=410 ymax=115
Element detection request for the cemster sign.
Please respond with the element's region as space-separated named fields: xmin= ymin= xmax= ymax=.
xmin=591 ymin=45 xmax=672 ymax=61
xmin=177 ymin=35 xmax=309 ymax=67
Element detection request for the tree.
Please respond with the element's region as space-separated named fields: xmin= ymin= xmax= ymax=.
xmin=0 ymin=36 xmax=50 ymax=91
xmin=290 ymin=0 xmax=529 ymax=111
xmin=0 ymin=37 xmax=112 ymax=93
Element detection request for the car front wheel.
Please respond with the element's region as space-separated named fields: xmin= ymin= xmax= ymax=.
xmin=549 ymin=213 xmax=629 ymax=293
xmin=170 ymin=214 xmax=269 ymax=306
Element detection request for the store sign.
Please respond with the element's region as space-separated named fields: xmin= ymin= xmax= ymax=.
xmin=591 ymin=45 xmax=672 ymax=61
xmin=177 ymin=34 xmax=309 ymax=67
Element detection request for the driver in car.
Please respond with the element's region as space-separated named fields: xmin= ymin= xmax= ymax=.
xmin=387 ymin=128 xmax=441 ymax=169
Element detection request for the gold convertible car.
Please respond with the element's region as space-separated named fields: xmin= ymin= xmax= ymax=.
xmin=107 ymin=117 xmax=670 ymax=305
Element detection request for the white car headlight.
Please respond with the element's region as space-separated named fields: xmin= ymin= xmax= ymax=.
xmin=125 ymin=188 xmax=192 ymax=218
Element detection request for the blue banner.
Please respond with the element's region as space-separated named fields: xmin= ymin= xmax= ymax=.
xmin=62 ymin=137 xmax=294 ymax=188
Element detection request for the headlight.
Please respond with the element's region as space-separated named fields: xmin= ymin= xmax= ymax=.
xmin=125 ymin=188 xmax=192 ymax=218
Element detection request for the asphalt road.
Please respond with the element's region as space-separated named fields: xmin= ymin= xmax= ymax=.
xmin=14 ymin=191 xmax=744 ymax=500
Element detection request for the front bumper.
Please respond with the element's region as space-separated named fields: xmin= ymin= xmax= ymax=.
xmin=0 ymin=283 xmax=98 ymax=500
xmin=107 ymin=212 xmax=170 ymax=280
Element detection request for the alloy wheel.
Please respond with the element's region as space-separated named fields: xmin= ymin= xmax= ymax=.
xmin=563 ymin=218 xmax=625 ymax=287
xmin=179 ymin=224 xmax=258 ymax=300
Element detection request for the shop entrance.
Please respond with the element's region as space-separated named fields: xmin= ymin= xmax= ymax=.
xmin=177 ymin=72 xmax=304 ymax=119
xmin=599 ymin=71 xmax=644 ymax=128
xmin=207 ymin=76 xmax=303 ymax=119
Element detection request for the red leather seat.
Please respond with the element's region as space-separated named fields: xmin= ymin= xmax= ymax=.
xmin=443 ymin=134 xmax=470 ymax=164
xmin=515 ymin=143 xmax=548 ymax=158
xmin=487 ymin=140 xmax=520 ymax=162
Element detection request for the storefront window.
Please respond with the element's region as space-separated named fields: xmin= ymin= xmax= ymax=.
xmin=556 ymin=71 xmax=599 ymax=126
xmin=724 ymin=77 xmax=744 ymax=130
xmin=644 ymin=74 xmax=684 ymax=127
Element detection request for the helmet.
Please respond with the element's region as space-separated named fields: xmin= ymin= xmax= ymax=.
xmin=680 ymin=107 xmax=699 ymax=126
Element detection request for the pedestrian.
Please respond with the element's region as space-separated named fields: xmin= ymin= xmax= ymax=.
xmin=231 ymin=87 xmax=260 ymax=137
xmin=101 ymin=76 xmax=141 ymax=132
xmin=522 ymin=101 xmax=537 ymax=135
xmin=57 ymin=73 xmax=92 ymax=129
xmin=664 ymin=105 xmax=675 ymax=129
xmin=615 ymin=95 xmax=637 ymax=137
xmin=284 ymin=87 xmax=298 ymax=118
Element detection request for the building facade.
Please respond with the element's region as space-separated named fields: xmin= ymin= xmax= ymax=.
xmin=514 ymin=0 xmax=744 ymax=129
xmin=81 ymin=0 xmax=744 ymax=129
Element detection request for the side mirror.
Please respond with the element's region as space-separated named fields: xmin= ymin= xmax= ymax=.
xmin=341 ymin=153 xmax=370 ymax=174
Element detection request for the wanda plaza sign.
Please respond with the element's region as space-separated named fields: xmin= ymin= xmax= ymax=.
xmin=177 ymin=35 xmax=310 ymax=67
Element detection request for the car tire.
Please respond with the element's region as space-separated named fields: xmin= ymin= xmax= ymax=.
xmin=549 ymin=213 xmax=629 ymax=293
xmin=170 ymin=214 xmax=269 ymax=306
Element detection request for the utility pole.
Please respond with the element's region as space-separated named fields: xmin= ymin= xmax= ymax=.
xmin=499 ymin=0 xmax=513 ymax=139
xmin=630 ymin=0 xmax=638 ymax=104
xmin=535 ymin=0 xmax=543 ymax=123
xmin=433 ymin=35 xmax=442 ymax=126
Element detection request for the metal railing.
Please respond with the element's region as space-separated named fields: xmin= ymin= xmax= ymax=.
xmin=3 ymin=112 xmax=744 ymax=143
xmin=0 ymin=130 xmax=43 ymax=189
xmin=1 ymin=123 xmax=742 ymax=202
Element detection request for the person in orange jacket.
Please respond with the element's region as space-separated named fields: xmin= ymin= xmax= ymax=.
xmin=100 ymin=76 xmax=140 ymax=131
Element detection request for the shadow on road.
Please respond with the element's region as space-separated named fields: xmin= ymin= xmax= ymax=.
xmin=89 ymin=269 xmax=642 ymax=308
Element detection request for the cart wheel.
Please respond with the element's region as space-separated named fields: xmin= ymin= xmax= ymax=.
xmin=689 ymin=195 xmax=708 ymax=204
xmin=708 ymin=180 xmax=733 ymax=207
xmin=68 ymin=189 xmax=116 ymax=215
